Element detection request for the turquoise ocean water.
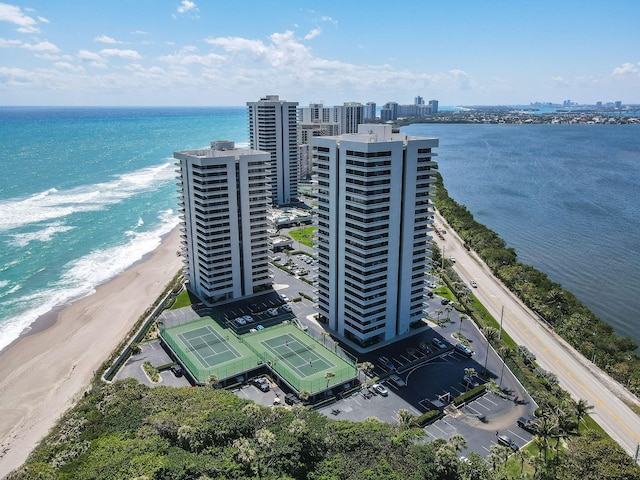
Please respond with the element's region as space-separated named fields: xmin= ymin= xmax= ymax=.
xmin=0 ymin=108 xmax=638 ymax=353
xmin=0 ymin=107 xmax=247 ymax=352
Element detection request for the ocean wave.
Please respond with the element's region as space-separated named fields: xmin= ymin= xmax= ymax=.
xmin=0 ymin=210 xmax=179 ymax=353
xmin=8 ymin=222 xmax=75 ymax=248
xmin=0 ymin=162 xmax=176 ymax=233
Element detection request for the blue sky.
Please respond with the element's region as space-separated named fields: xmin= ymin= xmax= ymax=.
xmin=1 ymin=0 xmax=639 ymax=106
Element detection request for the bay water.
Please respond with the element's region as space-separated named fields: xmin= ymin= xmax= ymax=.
xmin=402 ymin=123 xmax=640 ymax=347
xmin=0 ymin=108 xmax=638 ymax=354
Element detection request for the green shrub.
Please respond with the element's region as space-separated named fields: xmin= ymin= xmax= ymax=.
xmin=453 ymin=385 xmax=486 ymax=406
xmin=416 ymin=410 xmax=441 ymax=427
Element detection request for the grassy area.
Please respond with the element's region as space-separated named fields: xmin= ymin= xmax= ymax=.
xmin=289 ymin=226 xmax=316 ymax=248
xmin=170 ymin=288 xmax=198 ymax=310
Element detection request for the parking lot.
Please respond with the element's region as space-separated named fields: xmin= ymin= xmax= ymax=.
xmin=119 ymin=235 xmax=536 ymax=459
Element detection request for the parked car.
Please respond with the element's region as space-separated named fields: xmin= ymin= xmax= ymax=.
xmin=462 ymin=374 xmax=479 ymax=388
xmin=170 ymin=365 xmax=184 ymax=377
xmin=243 ymin=315 xmax=254 ymax=323
xmin=454 ymin=342 xmax=473 ymax=357
xmin=372 ymin=383 xmax=388 ymax=396
xmin=432 ymin=337 xmax=448 ymax=349
xmin=253 ymin=377 xmax=270 ymax=392
xmin=497 ymin=434 xmax=519 ymax=451
xmin=418 ymin=342 xmax=432 ymax=355
xmin=449 ymin=256 xmax=456 ymax=263
xmin=280 ymin=304 xmax=292 ymax=313
xmin=470 ymin=280 xmax=477 ymax=288
xmin=267 ymin=308 xmax=279 ymax=317
xmin=234 ymin=317 xmax=247 ymax=326
xmin=388 ymin=374 xmax=406 ymax=388
xmin=517 ymin=416 xmax=537 ymax=432
xmin=284 ymin=393 xmax=299 ymax=405
xmin=440 ymin=298 xmax=450 ymax=305
xmin=281 ymin=294 xmax=289 ymax=302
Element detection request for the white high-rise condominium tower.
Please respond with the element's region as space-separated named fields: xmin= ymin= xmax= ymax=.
xmin=247 ymin=95 xmax=299 ymax=206
xmin=313 ymin=125 xmax=439 ymax=348
xmin=174 ymin=141 xmax=271 ymax=305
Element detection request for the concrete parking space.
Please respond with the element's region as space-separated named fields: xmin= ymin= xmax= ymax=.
xmin=115 ymin=339 xmax=191 ymax=388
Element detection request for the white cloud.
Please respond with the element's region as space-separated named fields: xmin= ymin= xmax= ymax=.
xmin=99 ymin=48 xmax=142 ymax=60
xmin=551 ymin=76 xmax=570 ymax=86
xmin=612 ymin=62 xmax=639 ymax=76
xmin=132 ymin=30 xmax=149 ymax=35
xmin=304 ymin=28 xmax=321 ymax=40
xmin=95 ymin=35 xmax=123 ymax=44
xmin=321 ymin=16 xmax=338 ymax=26
xmin=54 ymin=62 xmax=84 ymax=72
xmin=177 ymin=0 xmax=197 ymax=13
xmin=0 ymin=37 xmax=21 ymax=47
xmin=37 ymin=15 xmax=49 ymax=23
xmin=78 ymin=49 xmax=102 ymax=61
xmin=22 ymin=40 xmax=59 ymax=53
xmin=0 ymin=2 xmax=39 ymax=33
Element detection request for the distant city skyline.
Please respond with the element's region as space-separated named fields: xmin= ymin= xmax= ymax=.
xmin=1 ymin=0 xmax=640 ymax=106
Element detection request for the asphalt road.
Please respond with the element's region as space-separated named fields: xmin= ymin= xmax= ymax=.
xmin=433 ymin=211 xmax=640 ymax=459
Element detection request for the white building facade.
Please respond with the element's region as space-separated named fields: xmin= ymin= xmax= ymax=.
xmin=247 ymin=95 xmax=299 ymax=206
xmin=313 ymin=125 xmax=439 ymax=347
xmin=174 ymin=141 xmax=271 ymax=305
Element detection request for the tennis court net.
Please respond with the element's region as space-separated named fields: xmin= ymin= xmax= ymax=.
xmin=278 ymin=343 xmax=315 ymax=359
xmin=186 ymin=334 xmax=228 ymax=352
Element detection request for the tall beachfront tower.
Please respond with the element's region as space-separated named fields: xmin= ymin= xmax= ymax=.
xmin=313 ymin=124 xmax=439 ymax=348
xmin=247 ymin=95 xmax=299 ymax=206
xmin=174 ymin=141 xmax=271 ymax=305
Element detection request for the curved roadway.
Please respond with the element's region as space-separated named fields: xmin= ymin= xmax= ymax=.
xmin=432 ymin=211 xmax=640 ymax=458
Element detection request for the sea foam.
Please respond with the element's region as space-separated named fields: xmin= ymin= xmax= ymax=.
xmin=0 ymin=162 xmax=176 ymax=233
xmin=0 ymin=210 xmax=179 ymax=353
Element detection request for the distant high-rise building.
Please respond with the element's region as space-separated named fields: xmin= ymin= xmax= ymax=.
xmin=174 ymin=141 xmax=271 ymax=305
xmin=380 ymin=101 xmax=399 ymax=122
xmin=615 ymin=101 xmax=622 ymax=109
xmin=428 ymin=100 xmax=438 ymax=114
xmin=297 ymin=120 xmax=340 ymax=180
xmin=333 ymin=102 xmax=365 ymax=134
xmin=247 ymin=95 xmax=299 ymax=205
xmin=415 ymin=95 xmax=424 ymax=105
xmin=364 ymin=102 xmax=377 ymax=121
xmin=313 ymin=124 xmax=439 ymax=347
xmin=299 ymin=103 xmax=331 ymax=123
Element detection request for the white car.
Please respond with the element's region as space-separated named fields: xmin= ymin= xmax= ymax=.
xmin=372 ymin=383 xmax=388 ymax=396
xmin=267 ymin=308 xmax=278 ymax=317
xmin=280 ymin=304 xmax=292 ymax=313
xmin=470 ymin=280 xmax=477 ymax=288
xmin=243 ymin=315 xmax=254 ymax=323
xmin=449 ymin=256 xmax=456 ymax=263
xmin=234 ymin=317 xmax=247 ymax=326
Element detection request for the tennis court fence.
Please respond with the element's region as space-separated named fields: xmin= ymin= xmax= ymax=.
xmin=162 ymin=331 xmax=259 ymax=384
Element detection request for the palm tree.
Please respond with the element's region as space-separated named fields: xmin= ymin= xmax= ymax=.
xmin=458 ymin=314 xmax=468 ymax=335
xmin=357 ymin=361 xmax=374 ymax=376
xmin=482 ymin=326 xmax=499 ymax=375
xmin=298 ymin=389 xmax=311 ymax=403
xmin=395 ymin=409 xmax=416 ymax=429
xmin=321 ymin=331 xmax=331 ymax=346
xmin=435 ymin=309 xmax=443 ymax=323
xmin=498 ymin=346 xmax=514 ymax=388
xmin=206 ymin=374 xmax=219 ymax=389
xmin=448 ymin=433 xmax=467 ymax=453
xmin=534 ymin=414 xmax=558 ymax=464
xmin=324 ymin=371 xmax=335 ymax=389
xmin=574 ymin=398 xmax=593 ymax=432
xmin=445 ymin=305 xmax=453 ymax=321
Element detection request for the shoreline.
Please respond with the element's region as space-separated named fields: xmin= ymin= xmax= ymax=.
xmin=0 ymin=227 xmax=182 ymax=477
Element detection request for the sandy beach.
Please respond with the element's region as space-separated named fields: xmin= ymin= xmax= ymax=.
xmin=0 ymin=228 xmax=182 ymax=477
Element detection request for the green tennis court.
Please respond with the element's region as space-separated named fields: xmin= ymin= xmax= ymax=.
xmin=177 ymin=325 xmax=239 ymax=368
xmin=261 ymin=334 xmax=332 ymax=377
xmin=160 ymin=317 xmax=259 ymax=384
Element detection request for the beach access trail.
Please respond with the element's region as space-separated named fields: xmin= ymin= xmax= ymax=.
xmin=433 ymin=211 xmax=640 ymax=458
xmin=0 ymin=228 xmax=182 ymax=477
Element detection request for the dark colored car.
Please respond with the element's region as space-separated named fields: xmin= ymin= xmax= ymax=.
xmin=253 ymin=377 xmax=270 ymax=392
xmin=432 ymin=337 xmax=447 ymax=349
xmin=517 ymin=416 xmax=537 ymax=432
xmin=284 ymin=393 xmax=299 ymax=405
xmin=497 ymin=434 xmax=519 ymax=451
xmin=441 ymin=298 xmax=449 ymax=305
xmin=170 ymin=365 xmax=184 ymax=377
